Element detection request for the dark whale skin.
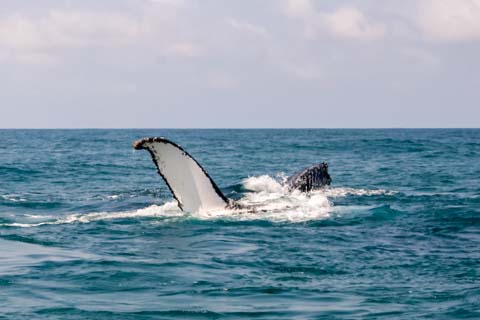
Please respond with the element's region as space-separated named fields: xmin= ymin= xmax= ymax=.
xmin=287 ymin=163 xmax=331 ymax=192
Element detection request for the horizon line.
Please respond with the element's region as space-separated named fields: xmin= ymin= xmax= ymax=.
xmin=0 ymin=127 xmax=479 ymax=130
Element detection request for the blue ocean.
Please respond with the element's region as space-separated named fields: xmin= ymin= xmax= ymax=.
xmin=1 ymin=129 xmax=479 ymax=319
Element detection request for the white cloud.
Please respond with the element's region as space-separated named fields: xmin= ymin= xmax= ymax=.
xmin=283 ymin=0 xmax=314 ymax=19
xmin=0 ymin=11 xmax=141 ymax=52
xmin=324 ymin=7 xmax=385 ymax=41
xmin=282 ymin=0 xmax=480 ymax=43
xmin=0 ymin=5 xmax=202 ymax=64
xmin=282 ymin=1 xmax=385 ymax=41
xmin=226 ymin=18 xmax=268 ymax=37
xmin=417 ymin=0 xmax=480 ymax=41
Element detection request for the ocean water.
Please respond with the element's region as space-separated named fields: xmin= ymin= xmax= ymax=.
xmin=0 ymin=129 xmax=479 ymax=319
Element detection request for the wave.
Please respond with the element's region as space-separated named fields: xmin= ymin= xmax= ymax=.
xmin=1 ymin=175 xmax=395 ymax=227
xmin=1 ymin=194 xmax=28 ymax=202
xmin=323 ymin=187 xmax=396 ymax=197
xmin=3 ymin=202 xmax=182 ymax=228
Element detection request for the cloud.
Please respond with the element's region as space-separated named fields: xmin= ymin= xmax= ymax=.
xmin=1 ymin=1 xmax=479 ymax=128
xmin=283 ymin=0 xmax=314 ymax=19
xmin=0 ymin=11 xmax=141 ymax=52
xmin=0 ymin=5 xmax=201 ymax=64
xmin=282 ymin=0 xmax=385 ymax=41
xmin=283 ymin=0 xmax=480 ymax=43
xmin=324 ymin=7 xmax=385 ymax=41
xmin=226 ymin=18 xmax=268 ymax=37
xmin=417 ymin=0 xmax=480 ymax=42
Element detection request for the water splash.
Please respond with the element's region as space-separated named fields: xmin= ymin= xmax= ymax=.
xmin=2 ymin=175 xmax=395 ymax=227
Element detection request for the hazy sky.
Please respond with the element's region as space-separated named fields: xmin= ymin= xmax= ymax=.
xmin=1 ymin=0 xmax=479 ymax=128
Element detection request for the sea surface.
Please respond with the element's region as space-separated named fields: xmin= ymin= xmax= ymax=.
xmin=0 ymin=129 xmax=479 ymax=319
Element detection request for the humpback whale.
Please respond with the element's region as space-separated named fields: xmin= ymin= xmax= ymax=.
xmin=133 ymin=137 xmax=331 ymax=213
xmin=287 ymin=163 xmax=331 ymax=192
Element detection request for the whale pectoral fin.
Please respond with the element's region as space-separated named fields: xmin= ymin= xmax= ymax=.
xmin=133 ymin=137 xmax=229 ymax=213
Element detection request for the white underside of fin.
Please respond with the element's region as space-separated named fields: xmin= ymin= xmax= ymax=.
xmin=141 ymin=140 xmax=228 ymax=213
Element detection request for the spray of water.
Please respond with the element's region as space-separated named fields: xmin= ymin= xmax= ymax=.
xmin=3 ymin=175 xmax=395 ymax=227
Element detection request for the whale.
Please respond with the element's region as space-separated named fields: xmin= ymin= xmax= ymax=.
xmin=133 ymin=137 xmax=331 ymax=213
xmin=287 ymin=162 xmax=331 ymax=192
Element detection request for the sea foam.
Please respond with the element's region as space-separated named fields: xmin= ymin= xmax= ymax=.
xmin=3 ymin=175 xmax=394 ymax=227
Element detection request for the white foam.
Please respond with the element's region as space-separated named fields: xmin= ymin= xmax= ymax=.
xmin=194 ymin=175 xmax=332 ymax=222
xmin=1 ymin=194 xmax=27 ymax=202
xmin=324 ymin=187 xmax=396 ymax=197
xmin=2 ymin=175 xmax=395 ymax=227
xmin=24 ymin=214 xmax=55 ymax=219
xmin=242 ymin=175 xmax=287 ymax=193
xmin=5 ymin=202 xmax=182 ymax=228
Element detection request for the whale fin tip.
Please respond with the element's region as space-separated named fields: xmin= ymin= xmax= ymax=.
xmin=133 ymin=137 xmax=168 ymax=150
xmin=132 ymin=139 xmax=145 ymax=150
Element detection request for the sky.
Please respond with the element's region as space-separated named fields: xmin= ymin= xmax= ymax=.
xmin=1 ymin=0 xmax=479 ymax=128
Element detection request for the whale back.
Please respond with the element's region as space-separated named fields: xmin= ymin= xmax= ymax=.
xmin=287 ymin=163 xmax=331 ymax=192
xmin=133 ymin=137 xmax=229 ymax=213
